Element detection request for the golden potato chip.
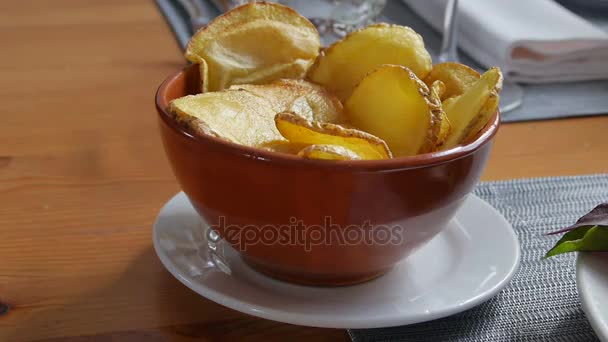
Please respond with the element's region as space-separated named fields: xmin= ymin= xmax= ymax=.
xmin=307 ymin=23 xmax=433 ymax=101
xmin=259 ymin=140 xmax=308 ymax=155
xmin=424 ymin=62 xmax=480 ymax=101
xmin=430 ymin=79 xmax=446 ymax=99
xmin=186 ymin=2 xmax=321 ymax=92
xmin=297 ymin=144 xmax=361 ymax=161
xmin=229 ymin=79 xmax=345 ymax=123
xmin=275 ymin=112 xmax=392 ymax=160
xmin=442 ymin=67 xmax=503 ymax=149
xmin=461 ymin=90 xmax=500 ymax=143
xmin=429 ymin=80 xmax=452 ymax=150
xmin=169 ymin=89 xmax=282 ymax=146
xmin=344 ymin=65 xmax=448 ymax=157
xmin=197 ymin=58 xmax=210 ymax=93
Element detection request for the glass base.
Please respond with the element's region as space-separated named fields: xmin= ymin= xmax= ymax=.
xmin=499 ymin=81 xmax=524 ymax=114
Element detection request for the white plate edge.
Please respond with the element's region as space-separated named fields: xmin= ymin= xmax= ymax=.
xmin=153 ymin=192 xmax=521 ymax=329
xmin=577 ymin=253 xmax=608 ymax=342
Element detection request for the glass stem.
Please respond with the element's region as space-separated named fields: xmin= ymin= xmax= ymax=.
xmin=438 ymin=0 xmax=459 ymax=63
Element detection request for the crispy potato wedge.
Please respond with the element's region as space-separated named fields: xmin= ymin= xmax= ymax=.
xmin=307 ymin=24 xmax=433 ymax=101
xmin=424 ymin=62 xmax=480 ymax=101
xmin=442 ymin=67 xmax=503 ymax=149
xmin=186 ymin=2 xmax=320 ymax=92
xmin=344 ymin=65 xmax=448 ymax=157
xmin=275 ymin=112 xmax=392 ymax=160
xmin=169 ymin=89 xmax=283 ymax=146
xmin=229 ymin=79 xmax=345 ymax=123
xmin=297 ymin=144 xmax=361 ymax=161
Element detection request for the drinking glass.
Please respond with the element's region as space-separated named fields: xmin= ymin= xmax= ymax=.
xmin=440 ymin=0 xmax=523 ymax=113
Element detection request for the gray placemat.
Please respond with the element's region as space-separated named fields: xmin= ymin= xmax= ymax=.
xmin=349 ymin=174 xmax=608 ymax=342
xmin=154 ymin=0 xmax=608 ymax=123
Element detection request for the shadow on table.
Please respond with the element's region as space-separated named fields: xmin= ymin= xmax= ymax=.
xmin=350 ymin=299 xmax=600 ymax=341
xmin=8 ymin=247 xmax=345 ymax=341
xmin=544 ymin=308 xmax=600 ymax=342
xmin=350 ymin=301 xmax=503 ymax=341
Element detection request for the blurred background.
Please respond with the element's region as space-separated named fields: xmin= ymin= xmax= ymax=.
xmin=157 ymin=0 xmax=608 ymax=120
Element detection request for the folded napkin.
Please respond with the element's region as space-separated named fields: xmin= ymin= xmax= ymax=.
xmin=404 ymin=0 xmax=608 ymax=83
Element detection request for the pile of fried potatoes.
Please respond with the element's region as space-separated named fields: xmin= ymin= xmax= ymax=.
xmin=169 ymin=2 xmax=503 ymax=161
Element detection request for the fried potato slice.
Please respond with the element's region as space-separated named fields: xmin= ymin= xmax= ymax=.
xmin=430 ymin=78 xmax=446 ymax=99
xmin=344 ymin=65 xmax=448 ymax=157
xmin=186 ymin=2 xmax=321 ymax=92
xmin=429 ymin=80 xmax=452 ymax=150
xmin=259 ymin=140 xmax=308 ymax=155
xmin=461 ymin=90 xmax=500 ymax=144
xmin=229 ymin=79 xmax=345 ymax=123
xmin=307 ymin=23 xmax=433 ymax=101
xmin=275 ymin=112 xmax=392 ymax=160
xmin=424 ymin=62 xmax=480 ymax=101
xmin=297 ymin=144 xmax=361 ymax=161
xmin=169 ymin=89 xmax=283 ymax=146
xmin=442 ymin=67 xmax=503 ymax=149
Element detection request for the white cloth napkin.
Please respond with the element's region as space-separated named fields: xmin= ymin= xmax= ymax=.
xmin=403 ymin=0 xmax=608 ymax=83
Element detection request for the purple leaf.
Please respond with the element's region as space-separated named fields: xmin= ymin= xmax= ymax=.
xmin=547 ymin=203 xmax=608 ymax=235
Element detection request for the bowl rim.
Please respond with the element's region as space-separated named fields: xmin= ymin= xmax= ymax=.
xmin=156 ymin=65 xmax=500 ymax=172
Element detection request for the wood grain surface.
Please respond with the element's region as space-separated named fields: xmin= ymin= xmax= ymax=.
xmin=0 ymin=0 xmax=606 ymax=341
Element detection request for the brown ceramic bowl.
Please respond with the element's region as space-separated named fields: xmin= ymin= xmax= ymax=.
xmin=156 ymin=64 xmax=500 ymax=286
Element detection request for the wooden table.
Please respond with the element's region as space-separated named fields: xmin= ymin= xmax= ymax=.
xmin=1 ymin=1 xmax=607 ymax=341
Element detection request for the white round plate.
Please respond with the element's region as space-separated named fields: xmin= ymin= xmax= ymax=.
xmin=153 ymin=192 xmax=520 ymax=329
xmin=577 ymin=252 xmax=608 ymax=341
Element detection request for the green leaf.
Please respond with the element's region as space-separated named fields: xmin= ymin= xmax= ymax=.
xmin=545 ymin=225 xmax=608 ymax=258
